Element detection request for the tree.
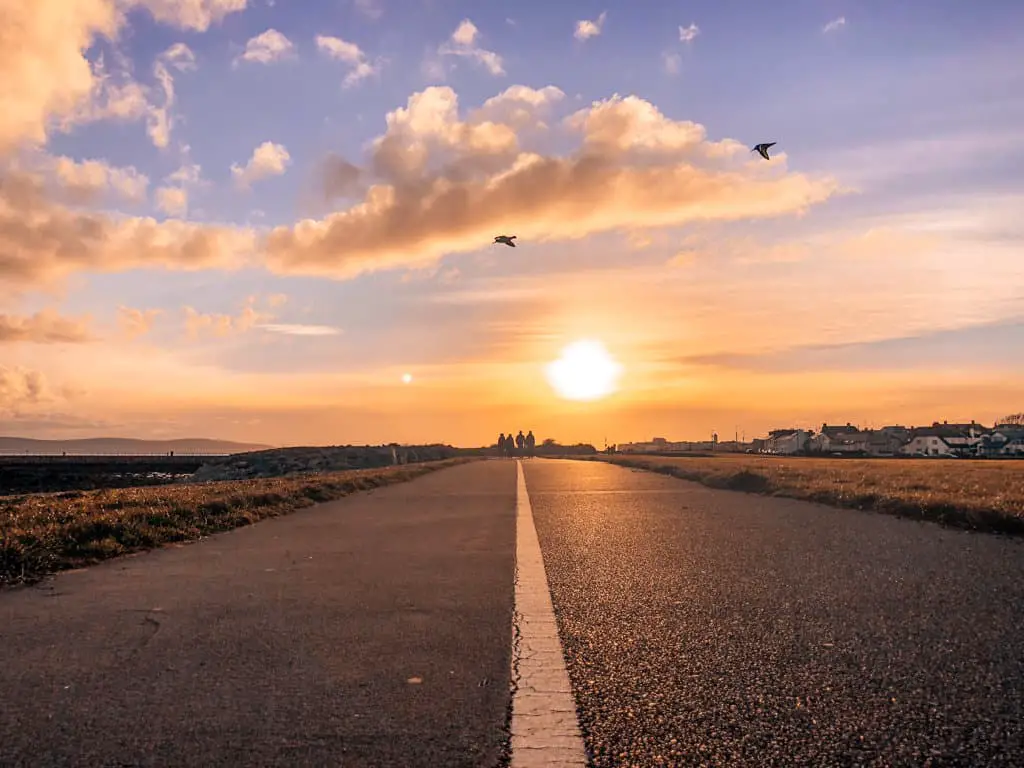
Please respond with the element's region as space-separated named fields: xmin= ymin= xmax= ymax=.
xmin=997 ymin=413 xmax=1024 ymax=426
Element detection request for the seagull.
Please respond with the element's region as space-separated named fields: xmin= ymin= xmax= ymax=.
xmin=752 ymin=142 xmax=777 ymax=160
xmin=493 ymin=235 xmax=517 ymax=247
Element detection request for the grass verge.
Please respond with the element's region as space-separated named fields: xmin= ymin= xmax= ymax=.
xmin=587 ymin=455 xmax=1024 ymax=536
xmin=1 ymin=458 xmax=472 ymax=587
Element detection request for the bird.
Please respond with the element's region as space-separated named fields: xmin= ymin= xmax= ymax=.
xmin=493 ymin=235 xmax=517 ymax=247
xmin=752 ymin=142 xmax=777 ymax=160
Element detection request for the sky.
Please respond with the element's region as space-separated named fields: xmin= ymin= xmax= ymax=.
xmin=1 ymin=0 xmax=1023 ymax=448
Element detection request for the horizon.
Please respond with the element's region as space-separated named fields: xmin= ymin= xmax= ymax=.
xmin=2 ymin=1 xmax=1022 ymax=447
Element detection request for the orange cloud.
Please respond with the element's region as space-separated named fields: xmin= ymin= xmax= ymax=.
xmin=0 ymin=168 xmax=254 ymax=287
xmin=181 ymin=296 xmax=275 ymax=339
xmin=0 ymin=310 xmax=93 ymax=343
xmin=265 ymin=86 xmax=838 ymax=280
xmin=117 ymin=306 xmax=162 ymax=339
xmin=0 ymin=0 xmax=245 ymax=155
xmin=0 ymin=366 xmax=51 ymax=411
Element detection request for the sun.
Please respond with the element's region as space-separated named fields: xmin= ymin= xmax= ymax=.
xmin=545 ymin=339 xmax=623 ymax=401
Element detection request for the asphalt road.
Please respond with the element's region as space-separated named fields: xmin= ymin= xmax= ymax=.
xmin=0 ymin=460 xmax=516 ymax=768
xmin=524 ymin=459 xmax=1024 ymax=767
xmin=4 ymin=457 xmax=1024 ymax=767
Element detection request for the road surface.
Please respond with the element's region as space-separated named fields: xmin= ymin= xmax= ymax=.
xmin=3 ymin=458 xmax=1024 ymax=767
xmin=1 ymin=460 xmax=517 ymax=768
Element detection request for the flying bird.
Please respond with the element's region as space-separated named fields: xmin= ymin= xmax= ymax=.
xmin=752 ymin=142 xmax=777 ymax=160
xmin=493 ymin=235 xmax=517 ymax=247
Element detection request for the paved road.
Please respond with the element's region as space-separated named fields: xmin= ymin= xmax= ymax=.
xmin=524 ymin=459 xmax=1024 ymax=767
xmin=4 ymin=457 xmax=1024 ymax=767
xmin=0 ymin=460 xmax=516 ymax=768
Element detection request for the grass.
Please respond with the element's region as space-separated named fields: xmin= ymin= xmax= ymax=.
xmin=0 ymin=458 xmax=472 ymax=587
xmin=590 ymin=454 xmax=1024 ymax=536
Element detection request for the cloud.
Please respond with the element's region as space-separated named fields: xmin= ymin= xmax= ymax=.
xmin=575 ymin=11 xmax=607 ymax=41
xmin=679 ymin=23 xmax=700 ymax=43
xmin=231 ymin=141 xmax=291 ymax=187
xmin=0 ymin=310 xmax=93 ymax=343
xmin=160 ymin=42 xmax=197 ymax=72
xmin=155 ymin=185 xmax=188 ymax=215
xmin=470 ymin=85 xmax=565 ymax=130
xmin=438 ymin=19 xmax=505 ymax=76
xmin=0 ymin=366 xmax=50 ymax=410
xmin=662 ymin=52 xmax=682 ymax=75
xmin=0 ymin=166 xmax=256 ymax=288
xmin=118 ymin=306 xmax=162 ymax=339
xmin=0 ymin=0 xmax=246 ymax=155
xmin=320 ymin=152 xmax=363 ymax=201
xmin=315 ymin=35 xmax=381 ymax=87
xmin=181 ymin=296 xmax=274 ymax=339
xmin=42 ymin=155 xmax=149 ymax=204
xmin=823 ymin=16 xmax=846 ymax=33
xmin=235 ymin=29 xmax=296 ymax=66
xmin=263 ymin=86 xmax=838 ymax=281
xmin=257 ymin=323 xmax=343 ymax=336
xmin=135 ymin=0 xmax=248 ymax=32
xmin=353 ymin=0 xmax=383 ymax=20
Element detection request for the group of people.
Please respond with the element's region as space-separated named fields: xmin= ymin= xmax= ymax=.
xmin=497 ymin=430 xmax=536 ymax=458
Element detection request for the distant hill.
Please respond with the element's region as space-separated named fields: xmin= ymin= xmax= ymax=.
xmin=0 ymin=437 xmax=274 ymax=455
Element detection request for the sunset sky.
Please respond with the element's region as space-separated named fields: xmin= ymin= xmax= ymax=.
xmin=1 ymin=0 xmax=1022 ymax=448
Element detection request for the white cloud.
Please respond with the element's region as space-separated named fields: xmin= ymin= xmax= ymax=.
xmin=823 ymin=16 xmax=846 ymax=33
xmin=136 ymin=0 xmax=248 ymax=33
xmin=160 ymin=42 xmax=197 ymax=72
xmin=257 ymin=323 xmax=343 ymax=336
xmin=231 ymin=141 xmax=291 ymax=187
xmin=315 ymin=35 xmax=381 ymax=87
xmin=662 ymin=52 xmax=682 ymax=75
xmin=679 ymin=23 xmax=700 ymax=43
xmin=155 ymin=185 xmax=188 ymax=215
xmin=574 ymin=11 xmax=607 ymax=41
xmin=438 ymin=19 xmax=504 ymax=76
xmin=235 ymin=29 xmax=296 ymax=66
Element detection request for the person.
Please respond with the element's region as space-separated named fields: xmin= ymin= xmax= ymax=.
xmin=506 ymin=429 xmax=516 ymax=458
xmin=515 ymin=430 xmax=525 ymax=457
xmin=497 ymin=433 xmax=507 ymax=458
xmin=525 ymin=430 xmax=536 ymax=458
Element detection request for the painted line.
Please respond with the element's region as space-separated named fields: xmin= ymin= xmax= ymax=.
xmin=510 ymin=460 xmax=587 ymax=768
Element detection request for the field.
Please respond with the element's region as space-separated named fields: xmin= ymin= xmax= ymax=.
xmin=0 ymin=458 xmax=472 ymax=587
xmin=595 ymin=454 xmax=1024 ymax=535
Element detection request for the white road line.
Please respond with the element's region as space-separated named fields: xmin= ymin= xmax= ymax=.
xmin=510 ymin=460 xmax=588 ymax=768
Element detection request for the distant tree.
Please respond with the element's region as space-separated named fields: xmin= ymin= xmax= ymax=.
xmin=997 ymin=413 xmax=1024 ymax=426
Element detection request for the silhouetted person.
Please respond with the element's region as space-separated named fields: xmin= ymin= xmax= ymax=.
xmin=497 ymin=433 xmax=507 ymax=458
xmin=525 ymin=430 xmax=536 ymax=458
xmin=506 ymin=429 xmax=516 ymax=458
xmin=515 ymin=430 xmax=525 ymax=457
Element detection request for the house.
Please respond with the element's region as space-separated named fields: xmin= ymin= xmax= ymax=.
xmin=811 ymin=423 xmax=867 ymax=454
xmin=900 ymin=424 xmax=984 ymax=457
xmin=980 ymin=428 xmax=1024 ymax=457
xmin=864 ymin=430 xmax=904 ymax=457
xmin=764 ymin=429 xmax=811 ymax=455
xmin=878 ymin=425 xmax=911 ymax=443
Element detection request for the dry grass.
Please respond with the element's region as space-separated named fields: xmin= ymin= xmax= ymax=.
xmin=593 ymin=454 xmax=1024 ymax=535
xmin=0 ymin=459 xmax=472 ymax=587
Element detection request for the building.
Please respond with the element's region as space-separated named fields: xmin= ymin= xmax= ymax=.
xmin=764 ymin=429 xmax=811 ymax=455
xmin=811 ymin=424 xmax=866 ymax=454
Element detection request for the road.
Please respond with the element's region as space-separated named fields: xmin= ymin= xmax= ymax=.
xmin=3 ymin=458 xmax=1024 ymax=767
xmin=0 ymin=460 xmax=517 ymax=768
xmin=524 ymin=459 xmax=1024 ymax=767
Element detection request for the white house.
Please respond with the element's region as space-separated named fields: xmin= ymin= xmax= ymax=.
xmin=901 ymin=433 xmax=957 ymax=457
xmin=764 ymin=429 xmax=811 ymax=455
